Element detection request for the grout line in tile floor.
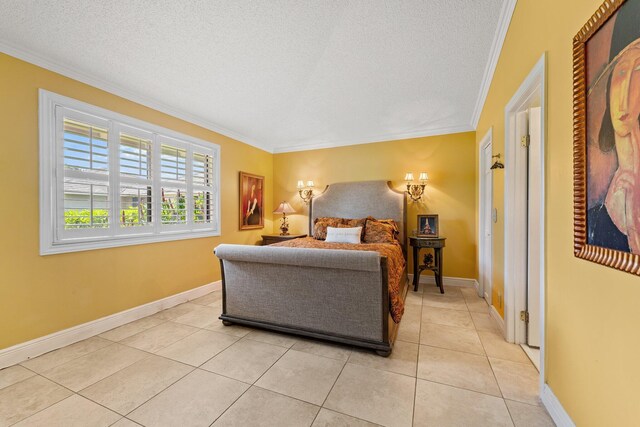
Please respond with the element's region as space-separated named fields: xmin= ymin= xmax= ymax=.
xmin=317 ymin=352 xmax=348 ymax=412
xmin=206 ymin=338 xmax=294 ymax=426
xmin=413 ymin=370 xmax=508 ymax=401
xmin=415 ymin=285 xmax=537 ymax=425
xmin=415 ymin=328 xmax=487 ymax=357
xmin=206 ymin=383 xmax=250 ymax=426
xmin=18 ymin=338 xmax=305 ymax=426
xmin=223 ymin=383 xmax=380 ymax=427
xmin=198 ymin=333 xmax=388 ymax=426
xmin=1 ymin=373 xmax=73 ymax=426
xmin=8 ymin=317 xmax=277 ymax=425
xmin=17 ymin=341 xmax=206 ymax=423
xmin=474 ymin=322 xmax=512 ymax=402
xmin=19 ymin=337 xmax=116 ymax=371
xmin=22 ymin=341 xmax=394 ymax=426
xmin=468 ymin=295 xmax=530 ymax=426
xmin=240 ymin=335 xmax=293 ymax=350
xmin=15 ymin=359 xmax=156 ymax=426
xmin=504 ymin=399 xmax=518 ymax=426
xmin=411 ymin=287 xmax=424 ymax=427
xmin=117 ymin=365 xmax=197 ymax=418
xmin=3 ymin=287 xmax=548 ymax=427
xmin=505 ymin=398 xmax=546 ymax=409
xmin=195 ymin=365 xmax=253 ymax=387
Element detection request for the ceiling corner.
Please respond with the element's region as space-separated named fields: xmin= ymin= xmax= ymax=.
xmin=0 ymin=39 xmax=274 ymax=154
xmin=272 ymin=124 xmax=476 ymax=154
xmin=470 ymin=0 xmax=518 ymax=130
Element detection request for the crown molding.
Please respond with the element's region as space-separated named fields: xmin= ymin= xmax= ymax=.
xmin=1 ymin=27 xmax=495 ymax=155
xmin=0 ymin=40 xmax=273 ymax=153
xmin=470 ymin=0 xmax=517 ymax=129
xmin=272 ymin=124 xmax=474 ymax=154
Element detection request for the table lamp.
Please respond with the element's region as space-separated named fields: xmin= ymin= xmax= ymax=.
xmin=273 ymin=201 xmax=296 ymax=235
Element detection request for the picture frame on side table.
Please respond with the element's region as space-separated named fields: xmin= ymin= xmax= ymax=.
xmin=417 ymin=214 xmax=438 ymax=238
xmin=239 ymin=171 xmax=264 ymax=230
xmin=574 ymin=0 xmax=640 ymax=274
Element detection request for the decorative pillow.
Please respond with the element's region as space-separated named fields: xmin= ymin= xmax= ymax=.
xmin=340 ymin=217 xmax=367 ymax=239
xmin=313 ymin=217 xmax=342 ymax=240
xmin=325 ymin=226 xmax=362 ymax=244
xmin=364 ymin=217 xmax=399 ymax=244
xmin=365 ymin=216 xmax=399 ymax=234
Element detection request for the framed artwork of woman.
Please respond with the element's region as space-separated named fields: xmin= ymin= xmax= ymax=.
xmin=575 ymin=0 xmax=640 ymax=274
xmin=239 ymin=171 xmax=264 ymax=230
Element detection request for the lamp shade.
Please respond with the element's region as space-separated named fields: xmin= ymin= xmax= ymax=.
xmin=419 ymin=172 xmax=428 ymax=181
xmin=404 ymin=172 xmax=414 ymax=181
xmin=297 ymin=180 xmax=304 ymax=189
xmin=273 ymin=201 xmax=296 ymax=214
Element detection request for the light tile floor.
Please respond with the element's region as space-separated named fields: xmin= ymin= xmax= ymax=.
xmin=0 ymin=285 xmax=555 ymax=427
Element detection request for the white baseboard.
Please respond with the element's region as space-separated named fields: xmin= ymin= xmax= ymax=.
xmin=0 ymin=281 xmax=220 ymax=369
xmin=408 ymin=274 xmax=477 ymax=288
xmin=490 ymin=304 xmax=506 ymax=335
xmin=541 ymin=384 xmax=575 ymax=427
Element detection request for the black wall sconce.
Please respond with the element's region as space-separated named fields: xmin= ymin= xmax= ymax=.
xmin=490 ymin=154 xmax=504 ymax=170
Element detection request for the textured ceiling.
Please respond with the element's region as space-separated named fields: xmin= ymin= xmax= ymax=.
xmin=0 ymin=1 xmax=507 ymax=152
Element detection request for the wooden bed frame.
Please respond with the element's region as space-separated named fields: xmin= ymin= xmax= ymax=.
xmin=215 ymin=180 xmax=409 ymax=356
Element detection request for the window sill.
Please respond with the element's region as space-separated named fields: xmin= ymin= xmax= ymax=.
xmin=40 ymin=229 xmax=221 ymax=255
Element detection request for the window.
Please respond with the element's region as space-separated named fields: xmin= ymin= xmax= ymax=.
xmin=39 ymin=90 xmax=220 ymax=255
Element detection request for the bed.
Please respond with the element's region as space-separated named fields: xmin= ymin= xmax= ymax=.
xmin=214 ymin=180 xmax=409 ymax=356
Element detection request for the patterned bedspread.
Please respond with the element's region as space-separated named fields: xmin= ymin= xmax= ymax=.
xmin=271 ymin=237 xmax=406 ymax=323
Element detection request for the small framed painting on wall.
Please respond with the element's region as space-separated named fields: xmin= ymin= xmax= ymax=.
xmin=417 ymin=214 xmax=438 ymax=238
xmin=239 ymin=171 xmax=264 ymax=230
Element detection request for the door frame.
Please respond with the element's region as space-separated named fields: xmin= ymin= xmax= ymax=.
xmin=503 ymin=53 xmax=546 ymax=388
xmin=478 ymin=128 xmax=493 ymax=303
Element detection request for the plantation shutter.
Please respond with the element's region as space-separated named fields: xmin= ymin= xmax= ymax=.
xmin=41 ymin=90 xmax=220 ymax=255
xmin=58 ymin=107 xmax=112 ymax=239
xmin=159 ymin=137 xmax=188 ymax=228
xmin=192 ymin=150 xmax=217 ymax=228
xmin=117 ymin=125 xmax=154 ymax=232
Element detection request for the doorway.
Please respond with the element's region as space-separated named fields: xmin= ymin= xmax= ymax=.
xmin=504 ymin=53 xmax=546 ymax=379
xmin=478 ymin=129 xmax=493 ymax=304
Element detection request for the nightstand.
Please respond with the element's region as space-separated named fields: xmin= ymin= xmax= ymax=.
xmin=409 ymin=236 xmax=446 ymax=293
xmin=261 ymin=234 xmax=307 ymax=245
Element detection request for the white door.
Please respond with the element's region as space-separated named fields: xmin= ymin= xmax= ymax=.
xmin=514 ymin=110 xmax=529 ymax=343
xmin=527 ymin=107 xmax=542 ymax=348
xmin=480 ymin=142 xmax=493 ymax=302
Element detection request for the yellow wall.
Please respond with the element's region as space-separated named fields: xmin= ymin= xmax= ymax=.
xmin=273 ymin=132 xmax=477 ymax=279
xmin=0 ymin=53 xmax=273 ymax=350
xmin=477 ymin=0 xmax=640 ymax=424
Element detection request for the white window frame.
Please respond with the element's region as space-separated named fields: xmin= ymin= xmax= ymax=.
xmin=39 ymin=89 xmax=221 ymax=255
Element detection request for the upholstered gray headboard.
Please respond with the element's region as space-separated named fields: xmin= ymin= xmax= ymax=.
xmin=309 ymin=180 xmax=407 ymax=250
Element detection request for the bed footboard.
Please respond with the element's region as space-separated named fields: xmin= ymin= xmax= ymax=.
xmin=214 ymin=244 xmax=392 ymax=352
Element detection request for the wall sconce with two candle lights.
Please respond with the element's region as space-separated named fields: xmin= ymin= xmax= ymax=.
xmin=297 ymin=180 xmax=315 ymax=205
xmin=405 ymin=172 xmax=428 ymax=202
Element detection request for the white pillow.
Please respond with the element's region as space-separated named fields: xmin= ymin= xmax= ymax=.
xmin=325 ymin=226 xmax=362 ymax=244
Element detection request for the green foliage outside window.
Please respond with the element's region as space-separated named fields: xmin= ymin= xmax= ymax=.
xmin=64 ymin=191 xmax=204 ymax=227
xmin=161 ymin=190 xmax=186 ymax=224
xmin=64 ymin=209 xmax=110 ymax=228
xmin=194 ymin=192 xmax=208 ymax=222
xmin=64 ymin=207 xmax=146 ymax=228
